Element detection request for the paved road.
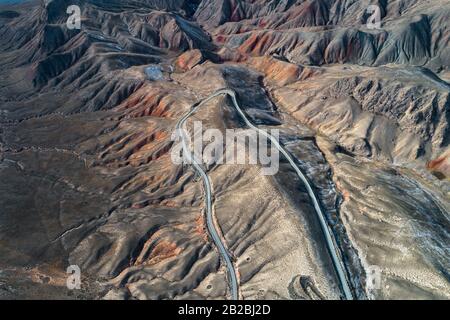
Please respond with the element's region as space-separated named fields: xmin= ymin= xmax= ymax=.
xmin=176 ymin=91 xmax=240 ymax=300
xmin=176 ymin=88 xmax=353 ymax=300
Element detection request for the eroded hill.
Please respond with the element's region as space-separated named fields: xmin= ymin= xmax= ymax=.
xmin=0 ymin=0 xmax=449 ymax=300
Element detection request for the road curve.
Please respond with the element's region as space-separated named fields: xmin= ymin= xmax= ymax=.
xmin=176 ymin=91 xmax=240 ymax=300
xmin=176 ymin=88 xmax=353 ymax=300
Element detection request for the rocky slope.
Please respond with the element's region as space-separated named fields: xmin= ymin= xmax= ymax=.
xmin=0 ymin=0 xmax=448 ymax=299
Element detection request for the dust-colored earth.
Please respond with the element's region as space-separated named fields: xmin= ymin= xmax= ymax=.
xmin=0 ymin=0 xmax=449 ymax=300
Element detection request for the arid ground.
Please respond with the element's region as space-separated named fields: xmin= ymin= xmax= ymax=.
xmin=0 ymin=0 xmax=449 ymax=300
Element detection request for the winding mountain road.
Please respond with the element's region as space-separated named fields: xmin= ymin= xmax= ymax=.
xmin=175 ymin=88 xmax=353 ymax=300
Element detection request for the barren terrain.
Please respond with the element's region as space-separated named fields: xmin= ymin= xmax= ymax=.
xmin=0 ymin=0 xmax=449 ymax=300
